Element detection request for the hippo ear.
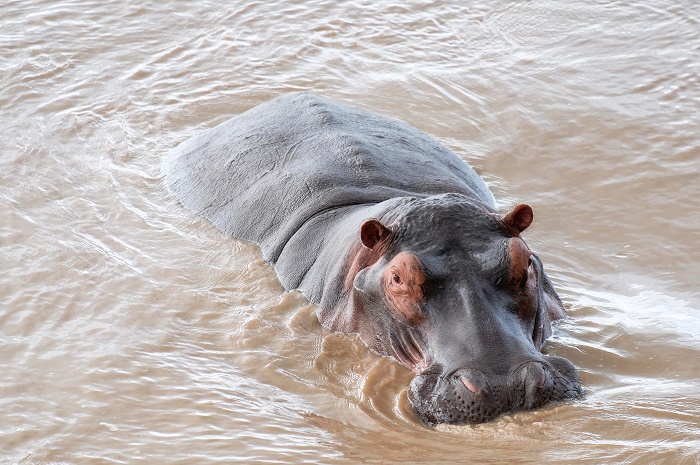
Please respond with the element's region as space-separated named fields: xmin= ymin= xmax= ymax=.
xmin=360 ymin=219 xmax=391 ymax=249
xmin=503 ymin=204 xmax=534 ymax=236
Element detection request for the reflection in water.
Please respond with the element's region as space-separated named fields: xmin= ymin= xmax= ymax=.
xmin=1 ymin=0 xmax=699 ymax=463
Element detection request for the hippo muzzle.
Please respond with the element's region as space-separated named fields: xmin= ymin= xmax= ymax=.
xmin=404 ymin=268 xmax=583 ymax=425
xmin=408 ymin=355 xmax=581 ymax=425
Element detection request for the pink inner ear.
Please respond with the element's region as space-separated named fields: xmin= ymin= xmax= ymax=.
xmin=360 ymin=219 xmax=389 ymax=249
xmin=504 ymin=204 xmax=534 ymax=234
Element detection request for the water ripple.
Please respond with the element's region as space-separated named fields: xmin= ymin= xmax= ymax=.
xmin=2 ymin=0 xmax=699 ymax=463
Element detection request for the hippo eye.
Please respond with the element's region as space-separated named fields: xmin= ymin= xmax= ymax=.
xmin=392 ymin=273 xmax=402 ymax=284
xmin=494 ymin=276 xmax=503 ymax=286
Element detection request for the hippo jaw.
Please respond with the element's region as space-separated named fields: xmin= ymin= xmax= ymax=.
xmin=407 ymin=356 xmax=582 ymax=425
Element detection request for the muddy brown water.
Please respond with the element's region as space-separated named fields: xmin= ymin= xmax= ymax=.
xmin=2 ymin=0 xmax=699 ymax=464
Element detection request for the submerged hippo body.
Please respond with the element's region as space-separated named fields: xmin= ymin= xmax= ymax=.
xmin=164 ymin=92 xmax=582 ymax=425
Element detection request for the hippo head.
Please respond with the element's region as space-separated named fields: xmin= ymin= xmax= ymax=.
xmin=320 ymin=194 xmax=582 ymax=425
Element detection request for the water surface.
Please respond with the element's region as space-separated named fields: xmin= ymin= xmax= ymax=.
xmin=2 ymin=0 xmax=699 ymax=463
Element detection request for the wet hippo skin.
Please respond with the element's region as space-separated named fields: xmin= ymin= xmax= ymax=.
xmin=163 ymin=92 xmax=583 ymax=425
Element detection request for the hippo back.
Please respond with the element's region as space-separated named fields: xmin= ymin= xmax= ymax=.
xmin=163 ymin=93 xmax=495 ymax=298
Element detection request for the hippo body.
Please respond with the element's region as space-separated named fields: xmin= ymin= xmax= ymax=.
xmin=164 ymin=92 xmax=582 ymax=425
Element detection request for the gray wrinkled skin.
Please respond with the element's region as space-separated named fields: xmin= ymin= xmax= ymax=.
xmin=163 ymin=93 xmax=493 ymax=300
xmin=163 ymin=93 xmax=582 ymax=425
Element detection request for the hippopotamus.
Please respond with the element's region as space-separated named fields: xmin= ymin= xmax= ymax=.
xmin=163 ymin=92 xmax=582 ymax=425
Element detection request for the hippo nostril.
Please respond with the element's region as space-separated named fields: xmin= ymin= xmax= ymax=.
xmin=456 ymin=369 xmax=489 ymax=395
xmin=520 ymin=362 xmax=547 ymax=386
xmin=537 ymin=372 xmax=546 ymax=387
xmin=462 ymin=378 xmax=480 ymax=393
xmin=518 ymin=362 xmax=552 ymax=410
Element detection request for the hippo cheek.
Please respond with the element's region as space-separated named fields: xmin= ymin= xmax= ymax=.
xmin=406 ymin=356 xmax=582 ymax=425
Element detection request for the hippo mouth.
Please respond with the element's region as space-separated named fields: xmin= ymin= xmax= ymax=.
xmin=406 ymin=356 xmax=583 ymax=425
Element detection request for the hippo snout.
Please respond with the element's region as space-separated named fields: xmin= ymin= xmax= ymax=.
xmin=407 ymin=357 xmax=583 ymax=425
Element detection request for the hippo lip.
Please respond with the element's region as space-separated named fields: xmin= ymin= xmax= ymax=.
xmin=407 ymin=357 xmax=583 ymax=425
